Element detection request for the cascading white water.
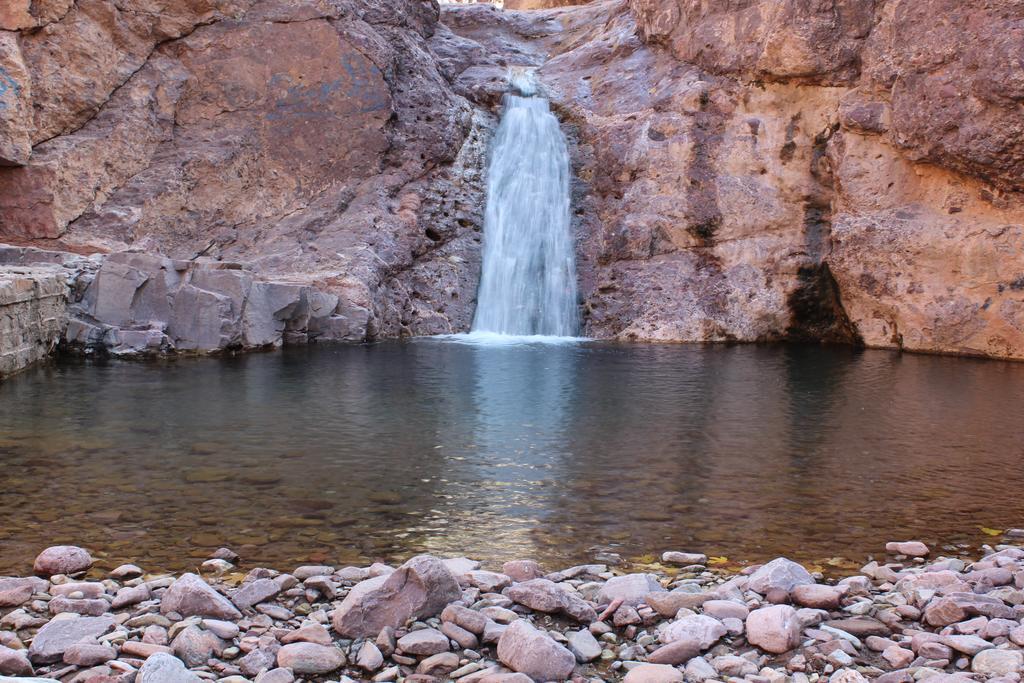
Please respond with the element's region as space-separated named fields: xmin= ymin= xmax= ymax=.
xmin=470 ymin=69 xmax=580 ymax=338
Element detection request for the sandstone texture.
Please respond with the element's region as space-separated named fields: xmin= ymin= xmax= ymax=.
xmin=442 ymin=0 xmax=1024 ymax=360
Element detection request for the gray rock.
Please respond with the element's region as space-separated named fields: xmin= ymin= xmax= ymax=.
xmin=496 ymin=620 xmax=575 ymax=682
xmin=160 ymin=573 xmax=241 ymax=620
xmin=231 ymin=578 xmax=280 ymax=611
xmin=137 ymin=652 xmax=202 ymax=683
xmin=28 ymin=615 xmax=116 ymax=664
xmin=747 ymin=558 xmax=814 ymax=595
xmin=567 ymin=628 xmax=602 ymax=662
xmin=598 ymin=573 xmax=666 ymax=607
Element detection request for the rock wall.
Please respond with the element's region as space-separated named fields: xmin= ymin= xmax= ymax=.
xmin=442 ymin=0 xmax=1024 ymax=359
xmin=0 ymin=265 xmax=67 ymax=377
xmin=0 ymin=0 xmax=488 ymax=341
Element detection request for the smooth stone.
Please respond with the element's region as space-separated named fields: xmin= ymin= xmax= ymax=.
xmin=746 ymin=605 xmax=801 ymax=654
xmin=280 ymin=623 xmax=331 ymax=646
xmin=254 ymin=668 xmax=294 ymax=683
xmin=505 ymin=579 xmax=597 ymax=622
xmin=0 ymin=646 xmax=32 ymax=676
xmin=886 ymin=541 xmax=930 ymax=557
xmin=416 ymin=651 xmax=460 ymax=676
xmin=567 ymin=628 xmax=602 ymax=662
xmin=231 ymin=579 xmax=280 ymax=611
xmin=501 ymin=560 xmax=543 ymax=582
xmin=63 ymin=642 xmax=117 ymax=666
xmin=598 ymin=574 xmax=666 ymax=607
xmin=441 ymin=604 xmax=487 ymax=635
xmin=971 ymin=648 xmax=1024 ymax=675
xmin=33 ymin=546 xmax=93 ymax=578
xmin=496 ymin=620 xmax=575 ymax=681
xmin=657 ymin=614 xmax=726 ymax=648
xmin=201 ymin=619 xmax=239 ymax=640
xmin=161 ymin=574 xmax=241 ymax=620
xmin=747 ymin=558 xmax=814 ymax=595
xmin=356 ymin=641 xmax=384 ymax=672
xmin=622 ymin=663 xmax=685 ymax=683
xmin=28 ymin=615 xmax=116 ymax=664
xmin=646 ymin=639 xmax=702 ymax=665
xmin=397 ymin=628 xmax=449 ymax=656
xmin=662 ymin=552 xmax=708 ymax=566
xmin=275 ymin=642 xmax=346 ymax=675
xmin=137 ymin=652 xmax=202 ymax=683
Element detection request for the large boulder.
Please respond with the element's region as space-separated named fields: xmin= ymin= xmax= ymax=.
xmin=160 ymin=573 xmax=241 ymax=620
xmin=496 ymin=620 xmax=576 ymax=681
xmin=331 ymin=555 xmax=461 ymax=638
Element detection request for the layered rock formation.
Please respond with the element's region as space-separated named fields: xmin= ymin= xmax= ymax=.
xmin=0 ymin=264 xmax=67 ymax=376
xmin=442 ymin=0 xmax=1024 ymax=359
xmin=0 ymin=0 xmax=489 ymax=344
xmin=1 ymin=0 xmax=1022 ymax=361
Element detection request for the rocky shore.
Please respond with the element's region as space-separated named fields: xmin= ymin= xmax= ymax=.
xmin=3 ymin=540 xmax=1024 ymax=683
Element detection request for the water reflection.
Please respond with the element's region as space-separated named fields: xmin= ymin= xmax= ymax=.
xmin=0 ymin=342 xmax=1022 ymax=574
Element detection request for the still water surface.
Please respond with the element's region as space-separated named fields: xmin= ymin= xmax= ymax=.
xmin=1 ymin=341 xmax=1022 ymax=574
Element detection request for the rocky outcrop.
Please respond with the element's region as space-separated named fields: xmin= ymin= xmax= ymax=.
xmin=0 ymin=0 xmax=488 ymax=342
xmin=441 ymin=0 xmax=1024 ymax=359
xmin=0 ymin=263 xmax=67 ymax=377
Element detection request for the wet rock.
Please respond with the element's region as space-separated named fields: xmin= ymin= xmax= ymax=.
xmin=33 ymin=546 xmax=92 ymax=577
xmin=276 ymin=642 xmax=346 ymax=675
xmin=332 ymin=556 xmax=461 ymax=638
xmin=623 ymin=663 xmax=685 ymax=683
xmin=496 ymin=619 xmax=575 ymax=682
xmin=886 ymin=541 xmax=930 ymax=557
xmin=662 ymin=552 xmax=708 ymax=566
xmin=598 ymin=573 xmax=665 ymax=606
xmin=747 ymin=605 xmax=801 ymax=654
xmin=28 ymin=615 xmax=116 ymax=664
xmin=748 ymin=558 xmax=815 ymax=595
xmin=160 ymin=573 xmax=241 ymax=620
xmin=397 ymin=628 xmax=449 ymax=656
xmin=137 ymin=652 xmax=202 ymax=683
xmin=505 ymin=579 xmax=597 ymax=622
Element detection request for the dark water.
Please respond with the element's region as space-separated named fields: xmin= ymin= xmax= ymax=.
xmin=1 ymin=340 xmax=1023 ymax=575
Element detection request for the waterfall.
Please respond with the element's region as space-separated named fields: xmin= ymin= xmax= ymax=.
xmin=470 ymin=69 xmax=580 ymax=338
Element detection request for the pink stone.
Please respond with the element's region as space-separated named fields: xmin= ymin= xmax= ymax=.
xmin=886 ymin=541 xmax=930 ymax=557
xmin=792 ymin=584 xmax=845 ymax=609
xmin=331 ymin=555 xmax=461 ymax=638
xmin=496 ymin=620 xmax=575 ymax=681
xmin=160 ymin=573 xmax=241 ymax=620
xmin=657 ymin=614 xmax=726 ymax=648
xmin=747 ymin=558 xmax=814 ymax=595
xmin=746 ymin=605 xmax=801 ymax=654
xmin=505 ymin=578 xmax=597 ymax=623
xmin=622 ymin=663 xmax=685 ymax=683
xmin=33 ymin=546 xmax=92 ymax=577
xmin=501 ymin=560 xmax=543 ymax=582
xmin=275 ymin=642 xmax=345 ymax=675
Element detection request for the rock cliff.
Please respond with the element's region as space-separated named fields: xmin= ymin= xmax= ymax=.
xmin=442 ymin=0 xmax=1024 ymax=359
xmin=1 ymin=0 xmax=1022 ymax=360
xmin=0 ymin=0 xmax=488 ymax=344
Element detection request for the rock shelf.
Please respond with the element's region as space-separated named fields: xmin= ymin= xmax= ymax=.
xmin=3 ymin=540 xmax=1024 ymax=683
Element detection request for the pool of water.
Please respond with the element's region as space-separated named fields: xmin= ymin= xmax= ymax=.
xmin=1 ymin=340 xmax=1022 ymax=575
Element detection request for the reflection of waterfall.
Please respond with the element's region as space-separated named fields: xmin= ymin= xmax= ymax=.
xmin=471 ymin=69 xmax=579 ymax=337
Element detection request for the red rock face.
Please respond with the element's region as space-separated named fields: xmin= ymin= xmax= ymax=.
xmin=0 ymin=0 xmax=488 ymax=339
xmin=443 ymin=0 xmax=1024 ymax=359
